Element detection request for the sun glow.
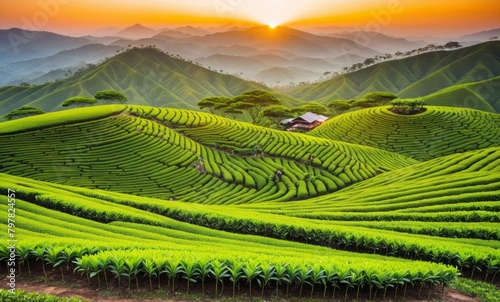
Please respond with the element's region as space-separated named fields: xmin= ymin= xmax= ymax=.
xmin=268 ymin=23 xmax=278 ymax=29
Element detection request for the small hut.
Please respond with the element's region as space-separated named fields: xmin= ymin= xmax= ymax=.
xmin=281 ymin=112 xmax=329 ymax=131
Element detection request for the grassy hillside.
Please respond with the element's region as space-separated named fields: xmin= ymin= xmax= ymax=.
xmin=0 ymin=105 xmax=416 ymax=204
xmin=289 ymin=41 xmax=500 ymax=112
xmin=0 ymin=173 xmax=463 ymax=299
xmin=0 ymin=104 xmax=498 ymax=299
xmin=0 ymin=47 xmax=271 ymax=117
xmin=311 ymin=106 xmax=500 ymax=161
xmin=422 ymin=76 xmax=500 ymax=112
xmin=247 ymin=146 xmax=500 ymax=218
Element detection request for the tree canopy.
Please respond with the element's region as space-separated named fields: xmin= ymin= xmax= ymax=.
xmin=94 ymin=90 xmax=128 ymax=104
xmin=390 ymin=97 xmax=426 ymax=115
xmin=328 ymin=91 xmax=398 ymax=115
xmin=328 ymin=100 xmax=352 ymax=114
xmin=262 ymin=105 xmax=293 ymax=127
xmin=222 ymin=107 xmax=244 ymax=120
xmin=361 ymin=91 xmax=398 ymax=105
xmin=291 ymin=102 xmax=328 ymax=115
xmin=232 ymin=90 xmax=281 ymax=124
xmin=61 ymin=96 xmax=98 ymax=108
xmin=4 ymin=106 xmax=45 ymax=120
xmin=197 ymin=96 xmax=232 ymax=114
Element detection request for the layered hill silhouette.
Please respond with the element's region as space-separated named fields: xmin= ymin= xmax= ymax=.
xmin=0 ymin=28 xmax=92 ymax=64
xmin=290 ymin=41 xmax=500 ymax=112
xmin=182 ymin=26 xmax=381 ymax=59
xmin=0 ymin=43 xmax=121 ymax=86
xmin=0 ymin=47 xmax=272 ymax=116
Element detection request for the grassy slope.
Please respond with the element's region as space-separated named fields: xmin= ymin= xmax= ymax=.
xmin=289 ymin=41 xmax=500 ymax=112
xmin=422 ymin=76 xmax=500 ymax=113
xmin=245 ymin=146 xmax=500 ymax=216
xmin=0 ymin=149 xmax=497 ymax=274
xmin=0 ymin=47 xmax=275 ymax=117
xmin=0 ymin=173 xmax=456 ymax=277
xmin=0 ymin=105 xmax=416 ymax=204
xmin=0 ymin=104 xmax=498 ymax=293
xmin=310 ymin=106 xmax=500 ymax=161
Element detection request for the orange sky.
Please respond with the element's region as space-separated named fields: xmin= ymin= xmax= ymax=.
xmin=0 ymin=0 xmax=499 ymax=37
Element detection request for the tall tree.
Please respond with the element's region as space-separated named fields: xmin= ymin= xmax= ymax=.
xmin=223 ymin=107 xmax=244 ymax=120
xmin=4 ymin=106 xmax=45 ymax=120
xmin=262 ymin=105 xmax=293 ymax=127
xmin=61 ymin=96 xmax=98 ymax=108
xmin=328 ymin=100 xmax=352 ymax=115
xmin=291 ymin=102 xmax=328 ymax=115
xmin=94 ymin=90 xmax=128 ymax=104
xmin=361 ymin=91 xmax=398 ymax=105
xmin=197 ymin=96 xmax=232 ymax=114
xmin=232 ymin=90 xmax=281 ymax=124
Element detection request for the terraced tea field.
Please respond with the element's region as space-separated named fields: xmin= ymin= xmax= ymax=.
xmin=1 ymin=105 xmax=499 ymax=301
xmin=0 ymin=105 xmax=416 ymax=204
xmin=311 ymin=106 xmax=500 ymax=161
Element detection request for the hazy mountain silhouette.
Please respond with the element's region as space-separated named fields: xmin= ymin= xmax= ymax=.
xmin=0 ymin=47 xmax=270 ymax=116
xmin=0 ymin=28 xmax=92 ymax=64
xmin=113 ymin=24 xmax=157 ymax=39
xmin=1 ymin=44 xmax=121 ymax=86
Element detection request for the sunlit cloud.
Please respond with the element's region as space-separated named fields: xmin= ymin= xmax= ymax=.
xmin=0 ymin=0 xmax=498 ymax=37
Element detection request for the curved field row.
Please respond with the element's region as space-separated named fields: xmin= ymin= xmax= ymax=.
xmin=310 ymin=106 xmax=500 ymax=161
xmin=2 ymin=173 xmax=496 ymax=281
xmin=0 ymin=106 xmax=417 ymax=205
xmin=126 ymin=105 xmax=418 ymax=172
xmin=0 ymin=177 xmax=457 ymax=300
xmin=244 ymin=147 xmax=500 ymax=216
xmin=1 ymin=104 xmax=499 ymax=298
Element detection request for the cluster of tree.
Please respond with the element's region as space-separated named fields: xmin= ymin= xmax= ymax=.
xmin=71 ymin=63 xmax=97 ymax=79
xmin=61 ymin=90 xmax=128 ymax=108
xmin=328 ymin=92 xmax=398 ymax=115
xmin=197 ymin=90 xmax=328 ymax=127
xmin=274 ymin=42 xmax=466 ymax=91
xmin=198 ymin=90 xmax=280 ymax=125
xmin=390 ymin=97 xmax=426 ymax=115
xmin=273 ymin=40 xmax=465 ymax=91
xmin=4 ymin=90 xmax=128 ymax=120
xmin=4 ymin=106 xmax=45 ymax=120
xmin=338 ymin=42 xmax=463 ymax=75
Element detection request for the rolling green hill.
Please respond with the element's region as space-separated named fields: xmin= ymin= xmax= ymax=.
xmin=310 ymin=106 xmax=500 ymax=161
xmin=247 ymin=146 xmax=500 ymax=218
xmin=290 ymin=41 xmax=500 ymax=112
xmin=0 ymin=47 xmax=272 ymax=117
xmin=0 ymin=104 xmax=499 ymax=299
xmin=0 ymin=105 xmax=416 ymax=204
xmin=422 ymin=76 xmax=500 ymax=112
xmin=0 ymin=172 xmax=464 ymax=300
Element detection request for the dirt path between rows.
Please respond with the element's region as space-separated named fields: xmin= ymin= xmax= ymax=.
xmin=8 ymin=279 xmax=479 ymax=302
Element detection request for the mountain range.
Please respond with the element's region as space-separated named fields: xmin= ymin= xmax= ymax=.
xmin=0 ymin=47 xmax=272 ymax=116
xmin=1 ymin=26 xmax=497 ymax=87
xmin=0 ymin=26 xmax=499 ymax=118
xmin=290 ymin=41 xmax=500 ymax=112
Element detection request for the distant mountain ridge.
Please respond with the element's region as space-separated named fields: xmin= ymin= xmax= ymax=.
xmin=0 ymin=47 xmax=270 ymax=117
xmin=290 ymin=41 xmax=500 ymax=112
xmin=187 ymin=26 xmax=381 ymax=59
xmin=0 ymin=28 xmax=92 ymax=64
xmin=327 ymin=31 xmax=426 ymax=53
xmin=0 ymin=44 xmax=121 ymax=86
xmin=459 ymin=28 xmax=500 ymax=42
xmin=113 ymin=24 xmax=157 ymax=39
